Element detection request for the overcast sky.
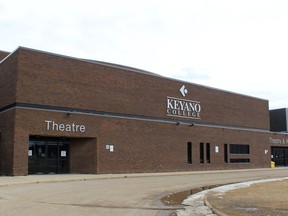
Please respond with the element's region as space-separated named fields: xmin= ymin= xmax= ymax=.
xmin=1 ymin=0 xmax=288 ymax=109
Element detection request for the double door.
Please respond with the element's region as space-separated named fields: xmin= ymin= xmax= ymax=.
xmin=29 ymin=137 xmax=69 ymax=174
xmin=271 ymin=147 xmax=288 ymax=167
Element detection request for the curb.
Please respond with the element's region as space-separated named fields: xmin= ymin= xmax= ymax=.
xmin=204 ymin=193 xmax=229 ymax=216
xmin=0 ymin=167 xmax=287 ymax=188
xmin=0 ymin=167 xmax=281 ymax=187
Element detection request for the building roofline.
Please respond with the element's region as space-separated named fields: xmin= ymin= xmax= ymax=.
xmin=0 ymin=47 xmax=20 ymax=64
xmin=270 ymin=108 xmax=288 ymax=111
xmin=0 ymin=50 xmax=9 ymax=54
xmin=18 ymin=46 xmax=164 ymax=78
xmin=1 ymin=46 xmax=269 ymax=103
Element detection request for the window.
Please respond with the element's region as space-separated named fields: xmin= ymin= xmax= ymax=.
xmin=230 ymin=144 xmax=250 ymax=154
xmin=187 ymin=142 xmax=192 ymax=164
xmin=224 ymin=144 xmax=228 ymax=163
xmin=206 ymin=143 xmax=210 ymax=163
xmin=230 ymin=158 xmax=250 ymax=163
xmin=200 ymin=143 xmax=204 ymax=164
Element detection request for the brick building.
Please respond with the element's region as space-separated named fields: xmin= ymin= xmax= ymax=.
xmin=0 ymin=47 xmax=287 ymax=176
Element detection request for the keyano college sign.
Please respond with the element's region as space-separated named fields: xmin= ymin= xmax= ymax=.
xmin=166 ymin=96 xmax=201 ymax=119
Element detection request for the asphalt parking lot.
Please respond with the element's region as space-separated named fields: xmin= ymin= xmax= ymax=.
xmin=0 ymin=168 xmax=287 ymax=216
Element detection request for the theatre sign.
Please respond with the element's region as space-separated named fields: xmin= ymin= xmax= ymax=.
xmin=269 ymin=137 xmax=288 ymax=144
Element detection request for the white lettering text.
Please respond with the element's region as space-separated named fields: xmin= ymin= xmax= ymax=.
xmin=45 ymin=120 xmax=86 ymax=133
xmin=166 ymin=97 xmax=201 ymax=119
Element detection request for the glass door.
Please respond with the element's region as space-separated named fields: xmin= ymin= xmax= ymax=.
xmin=271 ymin=147 xmax=288 ymax=167
xmin=47 ymin=141 xmax=58 ymax=173
xmin=29 ymin=137 xmax=69 ymax=174
xmin=58 ymin=141 xmax=69 ymax=173
xmin=29 ymin=140 xmax=47 ymax=174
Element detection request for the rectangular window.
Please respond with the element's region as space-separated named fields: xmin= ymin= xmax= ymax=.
xmin=224 ymin=144 xmax=228 ymax=163
xmin=187 ymin=142 xmax=192 ymax=164
xmin=206 ymin=143 xmax=210 ymax=163
xmin=200 ymin=143 xmax=204 ymax=164
xmin=230 ymin=144 xmax=250 ymax=154
xmin=230 ymin=158 xmax=250 ymax=163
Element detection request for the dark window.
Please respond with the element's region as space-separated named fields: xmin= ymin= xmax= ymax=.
xmin=230 ymin=144 xmax=250 ymax=154
xmin=206 ymin=143 xmax=211 ymax=163
xmin=200 ymin=143 xmax=204 ymax=164
xmin=230 ymin=158 xmax=250 ymax=163
xmin=224 ymin=144 xmax=228 ymax=163
xmin=187 ymin=142 xmax=192 ymax=164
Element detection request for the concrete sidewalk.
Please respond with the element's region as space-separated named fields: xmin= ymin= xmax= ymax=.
xmin=0 ymin=168 xmax=283 ymax=187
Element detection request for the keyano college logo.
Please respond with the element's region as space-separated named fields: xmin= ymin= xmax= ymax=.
xmin=180 ymin=85 xmax=188 ymax=97
xmin=166 ymin=85 xmax=201 ymax=119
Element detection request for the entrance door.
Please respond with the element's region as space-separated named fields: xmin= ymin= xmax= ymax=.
xmin=271 ymin=147 xmax=288 ymax=167
xmin=29 ymin=137 xmax=69 ymax=174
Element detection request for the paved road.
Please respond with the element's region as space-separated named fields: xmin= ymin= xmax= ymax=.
xmin=0 ymin=168 xmax=287 ymax=216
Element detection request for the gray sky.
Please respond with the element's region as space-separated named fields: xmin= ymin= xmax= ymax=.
xmin=1 ymin=0 xmax=288 ymax=109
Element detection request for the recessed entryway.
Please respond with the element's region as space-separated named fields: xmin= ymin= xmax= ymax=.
xmin=28 ymin=137 xmax=69 ymax=174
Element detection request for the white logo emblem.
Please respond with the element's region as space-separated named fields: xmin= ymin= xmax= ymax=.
xmin=180 ymin=85 xmax=188 ymax=97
